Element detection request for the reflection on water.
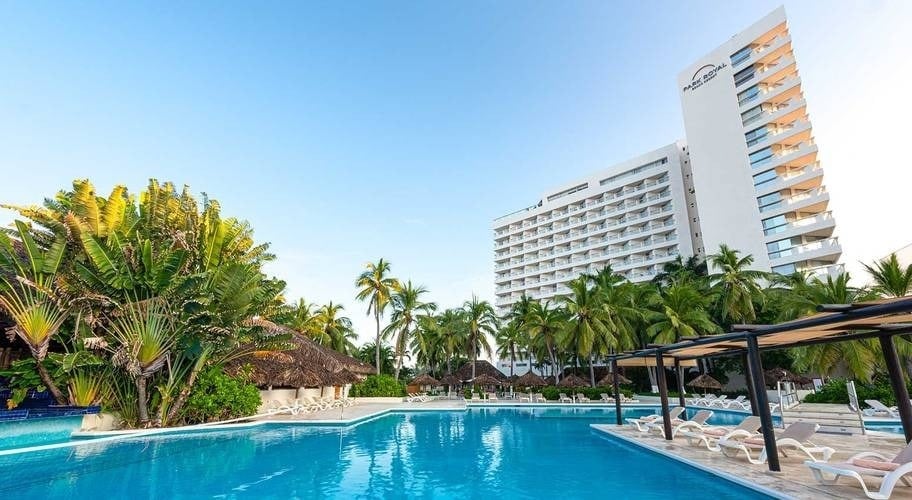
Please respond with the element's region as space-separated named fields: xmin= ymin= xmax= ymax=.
xmin=1 ymin=408 xmax=770 ymax=499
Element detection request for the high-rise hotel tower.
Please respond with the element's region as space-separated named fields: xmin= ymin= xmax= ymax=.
xmin=678 ymin=6 xmax=841 ymax=276
xmin=493 ymin=7 xmax=841 ymax=315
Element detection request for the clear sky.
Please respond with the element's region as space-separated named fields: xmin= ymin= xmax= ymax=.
xmin=1 ymin=1 xmax=910 ymax=344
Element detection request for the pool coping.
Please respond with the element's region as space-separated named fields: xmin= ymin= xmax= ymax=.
xmin=591 ymin=424 xmax=790 ymax=500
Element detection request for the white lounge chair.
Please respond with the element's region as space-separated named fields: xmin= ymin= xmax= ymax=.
xmin=689 ymin=394 xmax=715 ymax=406
xmin=806 ymin=439 xmax=912 ymax=499
xmin=706 ymin=395 xmax=728 ymax=408
xmin=268 ymin=399 xmax=303 ymax=415
xmin=626 ymin=407 xmax=686 ymax=432
xmin=559 ymin=393 xmax=573 ymax=403
xmin=600 ymin=393 xmax=615 ymax=403
xmin=487 ymin=392 xmax=499 ymax=401
xmin=721 ymin=395 xmax=748 ymax=409
xmin=576 ymin=393 xmax=591 ymax=403
xmin=719 ymin=421 xmax=835 ymax=465
xmin=679 ymin=415 xmax=762 ymax=451
xmin=647 ymin=409 xmax=714 ymax=438
xmin=865 ymin=400 xmax=900 ymax=418
xmin=533 ymin=393 xmax=547 ymax=403
xmin=622 ymin=395 xmax=640 ymax=404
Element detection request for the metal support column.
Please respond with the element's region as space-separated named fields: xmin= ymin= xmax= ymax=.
xmin=880 ymin=334 xmax=912 ymax=442
xmin=655 ymin=353 xmax=672 ymax=440
xmin=746 ymin=335 xmax=779 ymax=472
xmin=742 ymin=352 xmax=759 ymax=416
xmin=611 ymin=358 xmax=622 ymax=426
xmin=674 ymin=358 xmax=686 ymax=408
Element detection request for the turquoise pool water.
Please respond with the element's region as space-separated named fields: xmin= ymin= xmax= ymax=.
xmin=0 ymin=415 xmax=84 ymax=451
xmin=1 ymin=408 xmax=771 ymax=498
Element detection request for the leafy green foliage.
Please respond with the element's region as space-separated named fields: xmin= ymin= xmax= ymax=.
xmin=539 ymin=386 xmax=633 ymax=401
xmin=349 ymin=374 xmax=406 ymax=397
xmin=183 ymin=367 xmax=261 ymax=423
xmin=802 ymin=377 xmax=901 ymax=406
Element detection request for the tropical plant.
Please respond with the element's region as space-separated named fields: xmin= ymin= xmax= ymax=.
xmin=863 ymin=253 xmax=912 ymax=298
xmin=524 ymin=301 xmax=565 ymax=381
xmin=708 ymin=244 xmax=766 ymax=326
xmin=383 ymin=280 xmax=432 ymax=380
xmin=494 ymin=321 xmax=524 ymax=378
xmin=560 ymin=277 xmax=608 ymax=386
xmin=462 ymin=296 xmax=497 ymax=380
xmin=355 ymin=259 xmax=399 ymax=375
xmin=646 ymin=283 xmax=720 ymax=345
xmin=182 ymin=366 xmax=261 ymax=424
xmin=357 ymin=342 xmax=396 ymax=375
xmin=313 ymin=302 xmax=358 ymax=355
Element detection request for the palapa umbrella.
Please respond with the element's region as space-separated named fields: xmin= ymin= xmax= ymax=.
xmin=411 ymin=373 xmax=440 ymax=387
xmin=558 ymin=374 xmax=589 ymax=388
xmin=439 ymin=374 xmax=461 ymax=387
xmin=765 ymin=367 xmax=811 ymax=388
xmin=687 ymin=373 xmax=722 ymax=397
xmin=471 ymin=374 xmax=503 ymax=387
xmin=515 ymin=371 xmax=547 ymax=387
xmin=598 ymin=372 xmax=632 ymax=386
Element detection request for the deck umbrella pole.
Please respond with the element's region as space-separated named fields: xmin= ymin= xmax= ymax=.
xmin=746 ymin=335 xmax=779 ymax=472
xmin=742 ymin=352 xmax=759 ymax=417
xmin=674 ymin=358 xmax=686 ymax=408
xmin=655 ymin=353 xmax=672 ymax=440
xmin=879 ymin=334 xmax=912 ymax=442
xmin=611 ymin=358 xmax=622 ymax=425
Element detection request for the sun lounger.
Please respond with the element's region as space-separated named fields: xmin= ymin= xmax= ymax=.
xmin=621 ymin=395 xmax=640 ymax=403
xmin=647 ymin=409 xmax=713 ymax=437
xmin=705 ymin=395 xmax=728 ymax=407
xmin=575 ymin=393 xmax=591 ymax=403
xmin=720 ymin=395 xmax=747 ymax=409
xmin=487 ymin=392 xmax=499 ymax=401
xmin=533 ymin=393 xmax=547 ymax=403
xmin=626 ymin=406 xmax=686 ymax=432
xmin=689 ymin=394 xmax=716 ymax=406
xmin=679 ymin=416 xmax=762 ymax=451
xmin=559 ymin=393 xmax=573 ymax=403
xmin=719 ymin=421 xmax=835 ymax=465
xmin=806 ymin=439 xmax=912 ymax=499
xmin=600 ymin=393 xmax=615 ymax=403
xmin=864 ymin=399 xmax=900 ymax=418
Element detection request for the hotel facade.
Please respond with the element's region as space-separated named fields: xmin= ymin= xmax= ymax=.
xmin=492 ymin=7 xmax=841 ymax=317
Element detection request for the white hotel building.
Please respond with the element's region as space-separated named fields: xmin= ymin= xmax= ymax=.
xmin=493 ymin=7 xmax=841 ymax=320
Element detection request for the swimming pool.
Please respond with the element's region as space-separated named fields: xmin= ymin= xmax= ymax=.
xmin=1 ymin=407 xmax=773 ymax=498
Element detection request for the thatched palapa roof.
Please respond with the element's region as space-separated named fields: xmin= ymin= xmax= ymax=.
xmin=455 ymin=361 xmax=506 ymax=382
xmin=471 ymin=374 xmax=504 ymax=386
xmin=687 ymin=374 xmax=722 ymax=390
xmin=598 ymin=372 xmax=632 ymax=386
xmin=515 ymin=371 xmax=547 ymax=387
xmin=439 ymin=374 xmax=461 ymax=386
xmin=558 ymin=374 xmax=589 ymax=388
xmin=410 ymin=373 xmax=440 ymax=386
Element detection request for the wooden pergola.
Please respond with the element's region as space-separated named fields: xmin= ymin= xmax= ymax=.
xmin=607 ymin=296 xmax=912 ymax=472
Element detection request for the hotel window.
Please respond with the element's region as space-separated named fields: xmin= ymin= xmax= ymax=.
xmin=730 ymin=45 xmax=753 ymax=66
xmin=772 ymin=263 xmax=797 ymax=275
xmin=767 ymin=237 xmax=801 ymax=259
xmin=749 ymin=146 xmax=774 ymax=168
xmin=762 ymin=214 xmax=788 ymax=235
xmin=733 ymin=66 xmax=755 ymax=87
xmin=741 ymin=104 xmax=770 ymax=127
xmin=753 ymin=168 xmax=778 ymax=188
xmin=744 ymin=125 xmax=769 ymax=147
xmin=737 ymin=84 xmax=761 ymax=106
xmin=757 ymin=192 xmax=782 ymax=212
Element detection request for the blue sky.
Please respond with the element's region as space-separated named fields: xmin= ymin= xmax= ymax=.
xmin=1 ymin=1 xmax=909 ymax=343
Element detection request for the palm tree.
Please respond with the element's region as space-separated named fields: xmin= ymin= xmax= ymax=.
xmin=357 ymin=342 xmax=396 ymax=375
xmin=653 ymin=255 xmax=708 ymax=288
xmin=314 ymin=302 xmax=357 ymax=354
xmin=106 ymin=300 xmax=181 ymax=426
xmin=647 ymin=283 xmax=720 ymax=345
xmin=278 ymin=298 xmax=321 ymax=337
xmin=355 ymin=259 xmax=399 ymax=375
xmin=411 ymin=314 xmax=444 ymax=375
xmin=0 ymin=222 xmax=69 ymax=404
xmin=863 ymin=254 xmax=912 ymax=298
xmin=495 ymin=321 xmax=524 ymax=377
xmin=437 ymin=308 xmax=467 ymax=375
xmin=560 ymin=277 xmax=607 ymax=386
xmin=525 ymin=301 xmax=565 ymax=381
xmin=708 ymin=244 xmax=766 ymax=326
xmin=462 ymin=296 xmax=497 ymax=379
xmin=383 ymin=280 xmax=432 ymax=380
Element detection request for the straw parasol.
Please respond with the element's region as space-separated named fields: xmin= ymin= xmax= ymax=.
xmin=455 ymin=361 xmax=507 ymax=382
xmin=471 ymin=374 xmax=503 ymax=386
xmin=687 ymin=374 xmax=722 ymax=394
xmin=598 ymin=372 xmax=632 ymax=386
xmin=439 ymin=374 xmax=461 ymax=387
xmin=558 ymin=374 xmax=589 ymax=388
xmin=765 ymin=367 xmax=812 ymax=388
xmin=411 ymin=373 xmax=440 ymax=387
xmin=515 ymin=371 xmax=547 ymax=387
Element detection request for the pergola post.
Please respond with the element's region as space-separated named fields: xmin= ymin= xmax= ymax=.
xmin=674 ymin=358 xmax=686 ymax=408
xmin=746 ymin=335 xmax=779 ymax=472
xmin=611 ymin=358 xmax=622 ymax=425
xmin=879 ymin=334 xmax=912 ymax=442
xmin=655 ymin=352 xmax=673 ymax=440
xmin=742 ymin=352 xmax=759 ymax=417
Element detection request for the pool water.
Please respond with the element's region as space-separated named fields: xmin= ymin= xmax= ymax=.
xmin=1 ymin=408 xmax=771 ymax=499
xmin=0 ymin=415 xmax=85 ymax=451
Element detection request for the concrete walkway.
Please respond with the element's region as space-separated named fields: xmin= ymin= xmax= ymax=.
xmin=256 ymin=399 xmax=465 ymax=424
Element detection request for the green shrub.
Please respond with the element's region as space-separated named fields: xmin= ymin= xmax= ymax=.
xmin=183 ymin=367 xmax=261 ymax=423
xmin=803 ymin=376 xmax=901 ymax=406
xmin=349 ymin=374 xmax=406 ymax=397
xmin=539 ymin=386 xmax=633 ymax=401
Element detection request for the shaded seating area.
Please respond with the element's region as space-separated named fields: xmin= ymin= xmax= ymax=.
xmin=605 ymin=295 xmax=912 ymax=485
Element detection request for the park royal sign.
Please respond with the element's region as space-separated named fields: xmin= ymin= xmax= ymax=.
xmin=682 ymin=63 xmax=727 ymax=93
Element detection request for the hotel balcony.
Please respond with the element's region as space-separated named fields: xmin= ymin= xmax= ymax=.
xmin=733 ymin=32 xmax=792 ymax=71
xmin=754 ymin=162 xmax=823 ymax=197
xmin=739 ymin=75 xmax=801 ymax=110
xmin=769 ymin=237 xmax=842 ymax=268
xmin=747 ymin=119 xmax=812 ymax=154
xmin=763 ymin=212 xmax=836 ymax=242
xmin=761 ymin=186 xmax=830 ymax=218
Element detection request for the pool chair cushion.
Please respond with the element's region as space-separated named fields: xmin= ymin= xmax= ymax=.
xmin=702 ymin=428 xmax=729 ymax=437
xmin=743 ymin=437 xmax=766 ymax=446
xmin=852 ymin=459 xmax=900 ymax=471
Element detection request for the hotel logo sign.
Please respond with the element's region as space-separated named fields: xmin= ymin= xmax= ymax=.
xmin=682 ymin=63 xmax=727 ymax=93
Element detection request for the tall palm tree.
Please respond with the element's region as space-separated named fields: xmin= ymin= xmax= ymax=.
xmin=507 ymin=295 xmax=535 ymax=373
xmin=411 ymin=314 xmax=444 ymax=375
xmin=437 ymin=308 xmax=467 ymax=375
xmin=278 ymin=298 xmax=321 ymax=337
xmin=383 ymin=280 xmax=432 ymax=380
xmin=355 ymin=259 xmax=399 ymax=375
xmin=652 ymin=255 xmax=708 ymax=288
xmin=0 ymin=222 xmax=69 ymax=404
xmin=708 ymin=244 xmax=766 ymax=326
xmin=525 ymin=301 xmax=565 ymax=381
xmin=863 ymin=253 xmax=912 ymax=298
xmin=495 ymin=321 xmax=524 ymax=377
xmin=560 ymin=277 xmax=607 ymax=386
xmin=314 ymin=302 xmax=357 ymax=354
xmin=647 ymin=283 xmax=720 ymax=345
xmin=462 ymin=296 xmax=497 ymax=379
